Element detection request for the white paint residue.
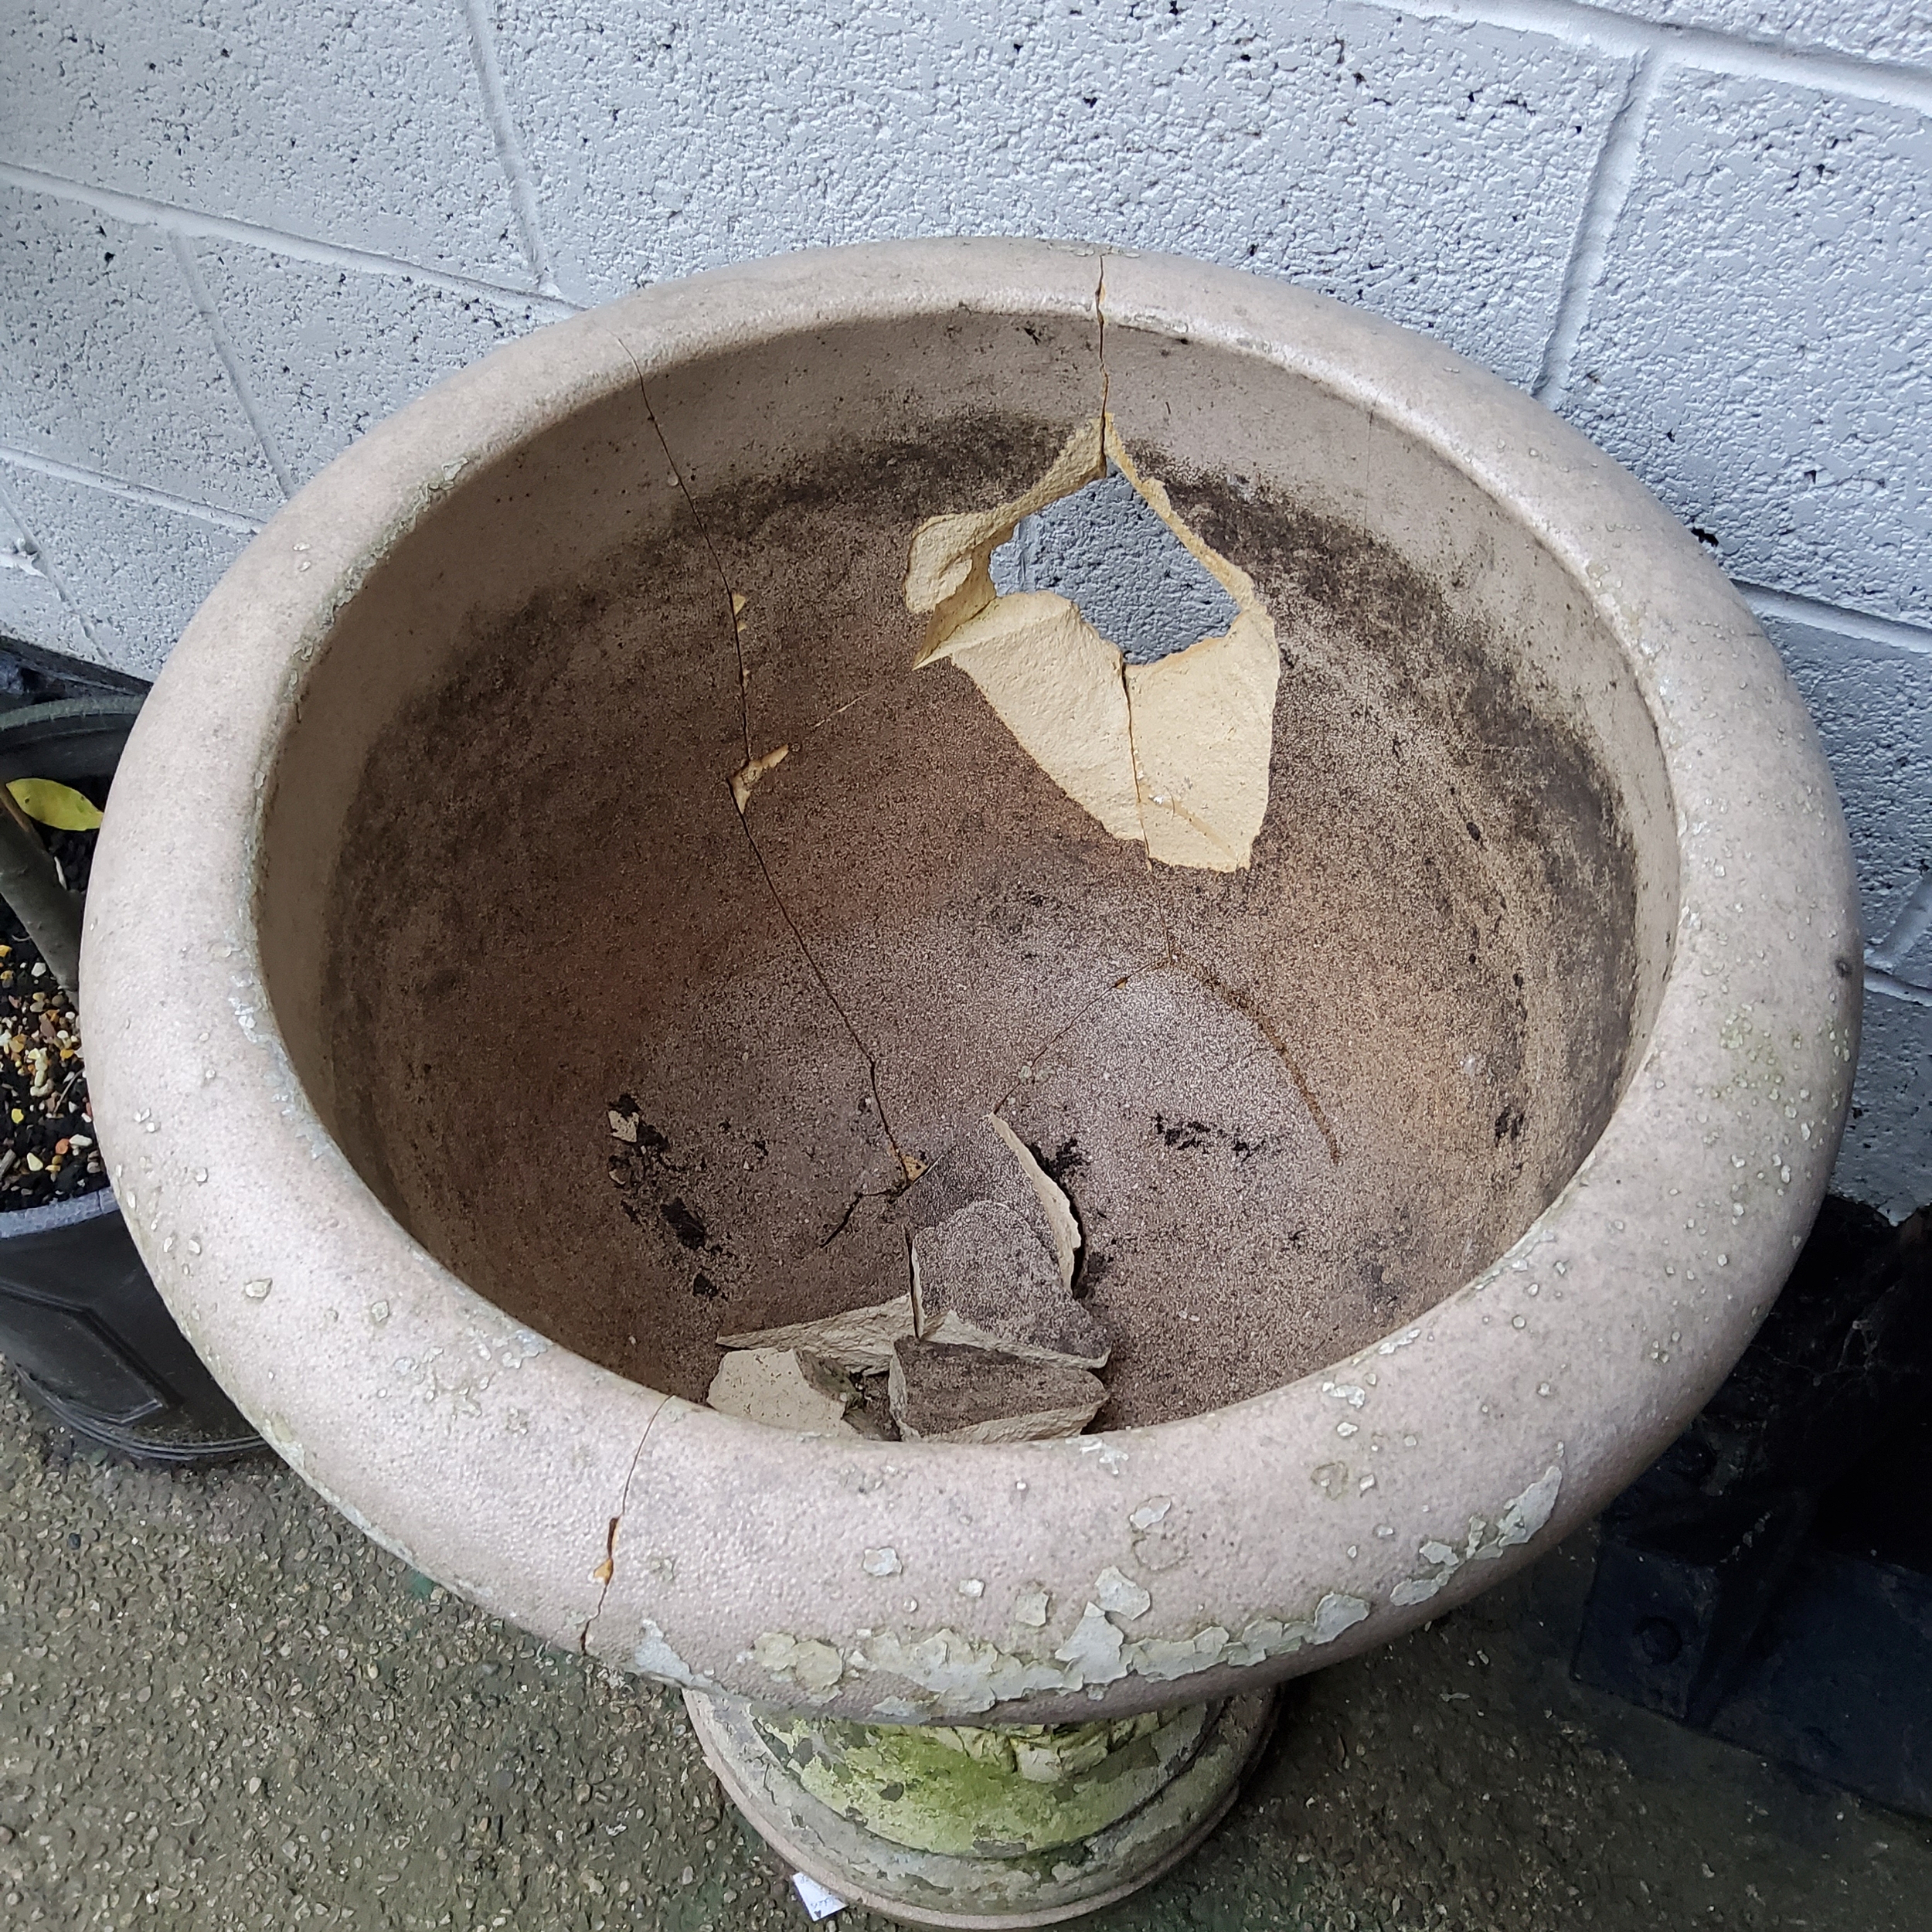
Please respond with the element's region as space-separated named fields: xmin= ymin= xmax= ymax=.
xmin=1093 ymin=1565 xmax=1152 ymax=1620
xmin=1054 ymin=1602 xmax=1129 ymax=1686
xmin=1389 ymin=1575 xmax=1446 ymax=1607
xmin=751 ymin=1631 xmax=845 ymax=1699
xmin=740 ymin=1568 xmax=1383 ymax=1717
xmin=851 ymin=1626 xmax=1073 ymax=1713
xmin=1313 ymin=1591 xmax=1372 ymax=1644
xmin=1393 ymin=1461 xmax=1566 ymax=1603
xmin=1481 ymin=1463 xmax=1564 ymax=1557
xmin=1127 ymin=1590 xmax=1371 ymax=1682
xmin=629 ymin=1621 xmax=707 ymax=1688
xmin=1130 ymin=1627 xmax=1229 ymax=1682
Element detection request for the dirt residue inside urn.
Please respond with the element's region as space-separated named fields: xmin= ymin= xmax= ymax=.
xmin=321 ymin=413 xmax=1639 ymax=1430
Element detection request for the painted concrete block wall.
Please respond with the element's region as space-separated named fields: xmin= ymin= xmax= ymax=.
xmin=0 ymin=0 xmax=1927 ymax=1216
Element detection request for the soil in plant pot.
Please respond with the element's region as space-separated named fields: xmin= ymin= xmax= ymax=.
xmin=0 ymin=812 xmax=107 ymax=1212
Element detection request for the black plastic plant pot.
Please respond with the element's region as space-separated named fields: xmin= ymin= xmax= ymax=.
xmin=0 ymin=696 xmax=259 ymax=1462
xmin=0 ymin=1182 xmax=260 ymax=1461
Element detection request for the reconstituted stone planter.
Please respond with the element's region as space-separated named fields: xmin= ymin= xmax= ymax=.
xmin=82 ymin=239 xmax=1858 ymax=1923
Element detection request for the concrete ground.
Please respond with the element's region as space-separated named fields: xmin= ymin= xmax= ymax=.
xmin=1 ymin=1372 xmax=1927 ymax=1932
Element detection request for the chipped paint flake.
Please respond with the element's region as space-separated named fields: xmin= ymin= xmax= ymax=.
xmin=752 ymin=1631 xmax=845 ymax=1699
xmin=1129 ymin=1626 xmax=1229 ymax=1682
xmin=1093 ymin=1566 xmax=1151 ymax=1621
xmin=1393 ymin=1462 xmax=1564 ymax=1604
xmin=1481 ymin=1462 xmax=1564 ymax=1558
xmin=1053 ymin=1603 xmax=1128 ymax=1686
xmin=1374 ymin=1325 xmax=1424 ymax=1357
xmin=851 ymin=1627 xmax=1073 ymax=1714
xmin=1313 ymin=1592 xmax=1372 ymax=1644
xmin=628 ymin=1621 xmax=709 ymax=1688
xmin=1390 ymin=1575 xmax=1446 ymax=1607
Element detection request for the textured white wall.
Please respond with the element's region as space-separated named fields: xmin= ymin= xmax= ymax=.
xmin=0 ymin=0 xmax=1926 ymax=1212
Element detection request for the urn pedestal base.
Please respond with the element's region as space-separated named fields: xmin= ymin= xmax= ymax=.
xmin=683 ymin=1686 xmax=1277 ymax=1927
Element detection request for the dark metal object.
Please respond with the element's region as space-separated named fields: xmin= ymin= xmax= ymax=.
xmin=1576 ymin=1198 xmax=1932 ymax=1813
xmin=0 ymin=631 xmax=149 ymax=712
xmin=1704 ymin=1548 xmax=1932 ymax=1818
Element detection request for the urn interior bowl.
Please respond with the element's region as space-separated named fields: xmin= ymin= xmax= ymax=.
xmin=86 ymin=240 xmax=1858 ymax=1747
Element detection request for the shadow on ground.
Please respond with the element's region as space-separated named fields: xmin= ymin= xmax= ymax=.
xmin=0 ymin=1375 xmax=1927 ymax=1930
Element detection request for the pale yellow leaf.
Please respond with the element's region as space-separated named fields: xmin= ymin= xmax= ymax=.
xmin=7 ymin=780 xmax=102 ymax=832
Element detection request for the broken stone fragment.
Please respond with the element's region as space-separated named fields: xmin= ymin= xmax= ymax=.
xmin=908 ymin=416 xmax=1281 ymax=872
xmin=730 ymin=743 xmax=789 ymax=815
xmin=888 ymin=1336 xmax=1105 ymax=1443
xmin=889 ymin=1113 xmax=1079 ymax=1289
xmin=706 ymin=1347 xmax=858 ymax=1434
xmin=911 ymin=1199 xmax=1110 ymax=1369
xmin=716 ymin=1293 xmax=916 ymax=1376
xmin=721 ymin=1194 xmax=915 ymax=1345
xmin=842 ymin=1369 xmax=897 ymax=1440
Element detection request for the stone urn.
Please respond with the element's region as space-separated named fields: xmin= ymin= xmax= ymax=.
xmin=82 ymin=240 xmax=1858 ymax=1924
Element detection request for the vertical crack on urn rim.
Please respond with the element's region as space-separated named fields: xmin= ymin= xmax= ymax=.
xmin=578 ymin=1396 xmax=673 ymax=1656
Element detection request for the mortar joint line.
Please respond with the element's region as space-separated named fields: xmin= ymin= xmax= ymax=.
xmin=1094 ymin=250 xmax=1111 ymax=467
xmin=459 ymin=0 xmax=563 ymax=300
xmin=2 ymin=2 xmax=1927 ymax=339
xmin=1737 ymin=583 xmax=1932 ymax=661
xmin=1865 ymin=964 xmax=1932 ymax=1010
xmin=0 ymin=444 xmax=267 ymax=537
xmin=1388 ymin=0 xmax=1932 ymax=109
xmin=1868 ymin=872 xmax=1932 ymax=976
xmin=0 ymin=470 xmax=102 ymax=654
xmin=1533 ymin=47 xmax=1662 ymax=406
xmin=168 ymin=233 xmax=298 ymax=499
xmin=0 ymin=161 xmax=577 ymax=319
